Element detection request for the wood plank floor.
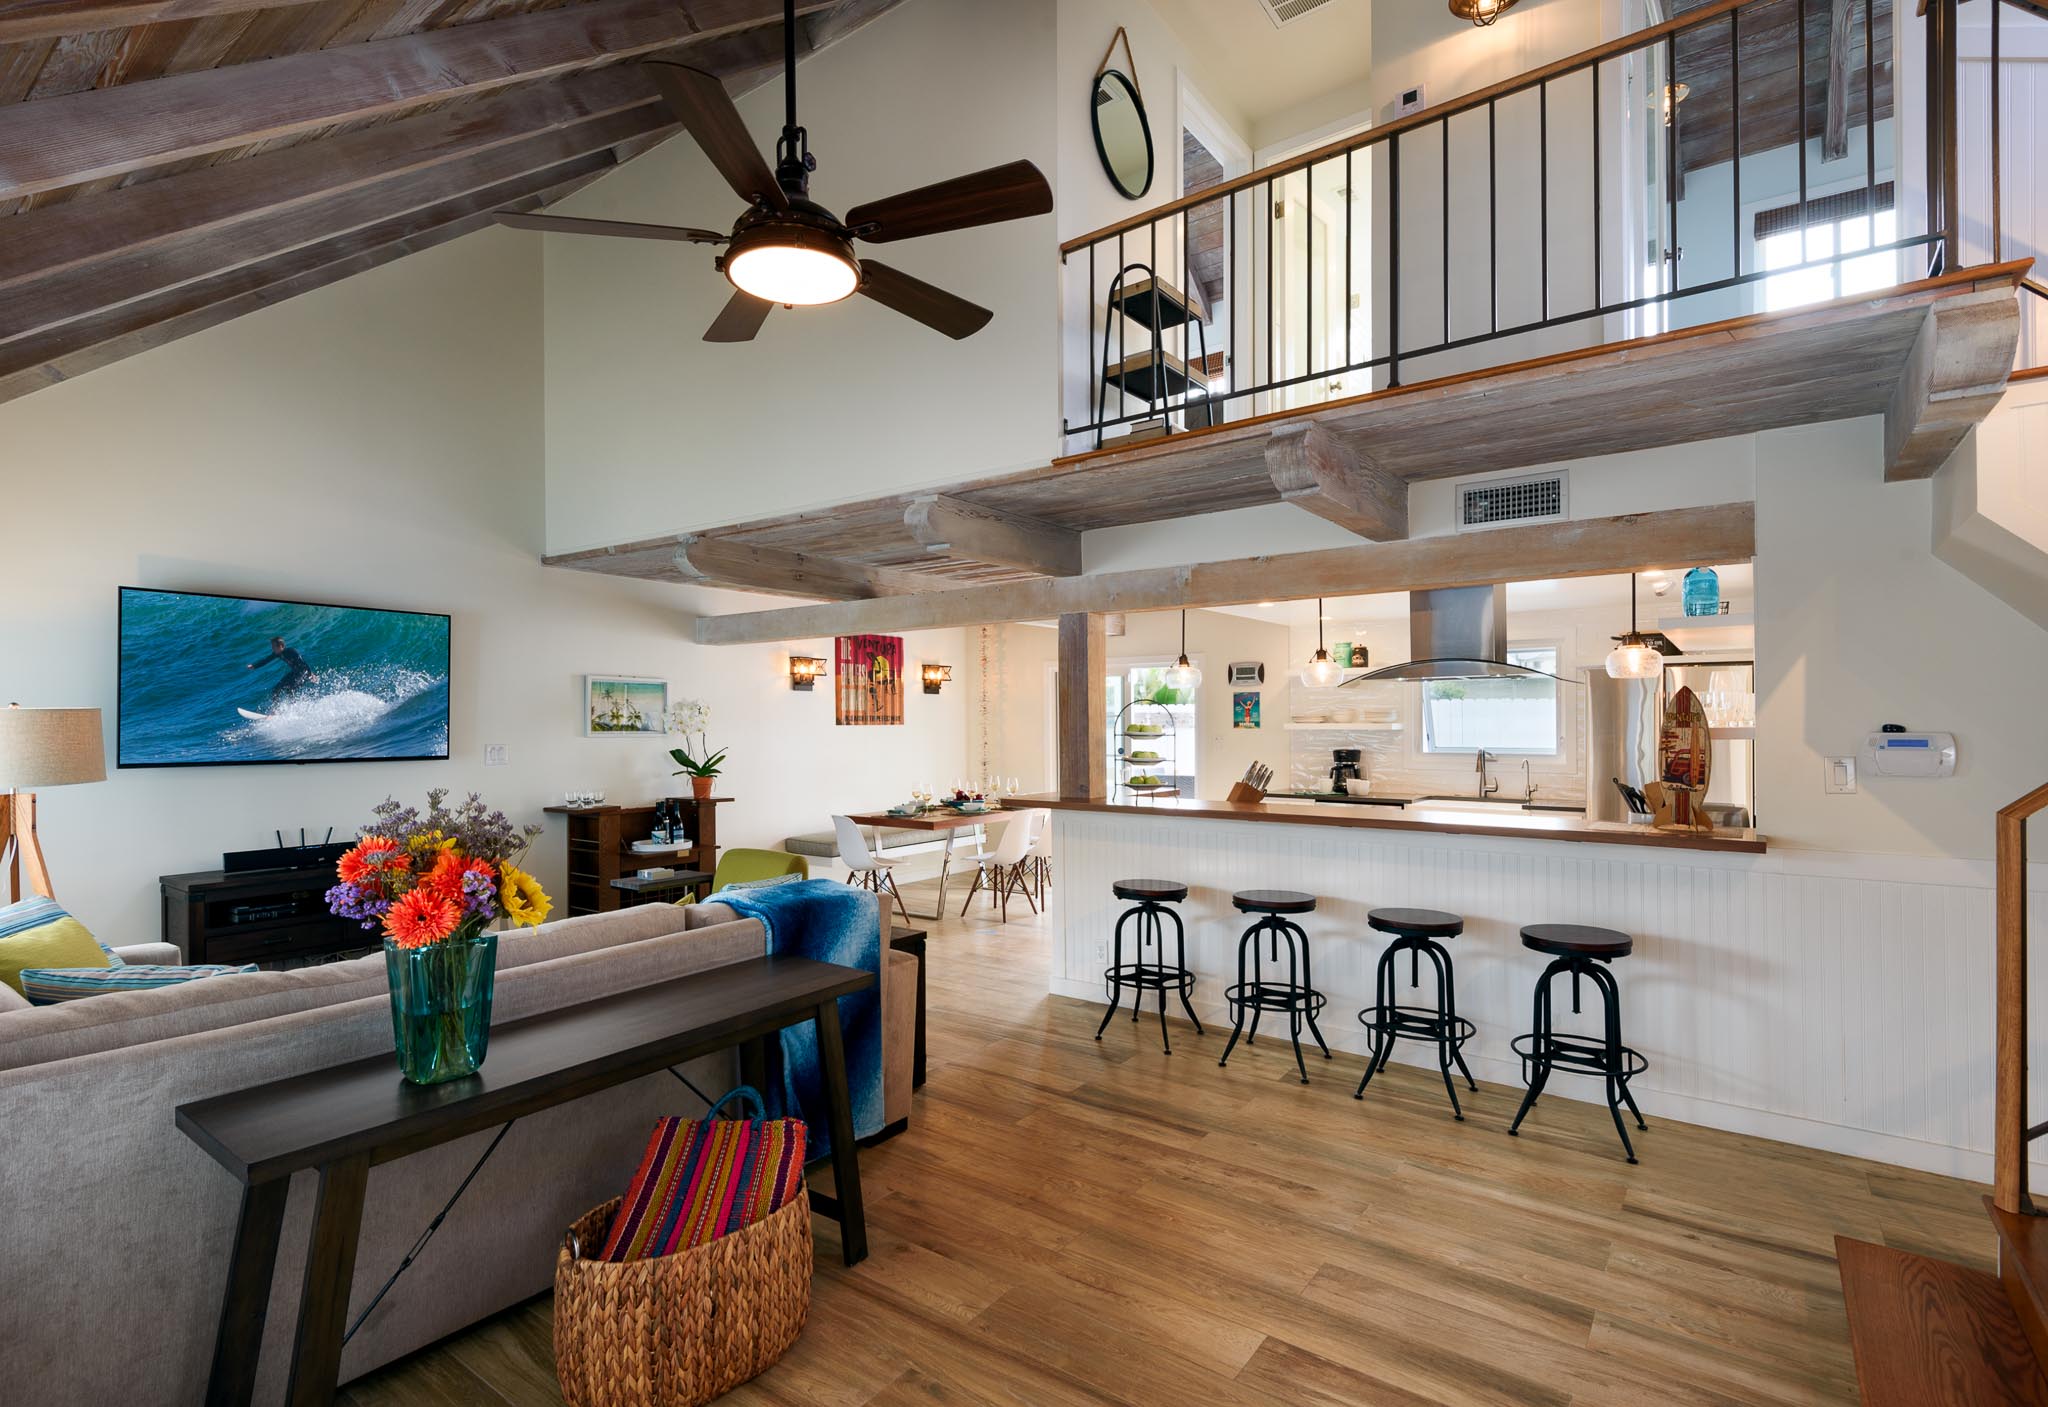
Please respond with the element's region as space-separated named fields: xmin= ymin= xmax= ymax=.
xmin=340 ymin=879 xmax=1998 ymax=1406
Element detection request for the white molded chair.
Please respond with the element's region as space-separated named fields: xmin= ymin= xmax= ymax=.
xmin=959 ymin=808 xmax=1048 ymax=922
xmin=1027 ymin=808 xmax=1052 ymax=906
xmin=832 ymin=814 xmax=911 ymax=928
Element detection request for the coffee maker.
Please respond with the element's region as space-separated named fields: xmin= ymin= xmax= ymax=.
xmin=1328 ymin=748 xmax=1363 ymax=794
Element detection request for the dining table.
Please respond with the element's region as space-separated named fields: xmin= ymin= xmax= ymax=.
xmin=842 ymin=806 xmax=1015 ymax=920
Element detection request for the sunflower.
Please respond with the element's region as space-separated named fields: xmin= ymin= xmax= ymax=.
xmin=384 ymin=887 xmax=461 ymax=949
xmin=500 ymin=864 xmax=551 ymax=928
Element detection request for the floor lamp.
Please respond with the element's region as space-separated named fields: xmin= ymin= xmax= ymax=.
xmin=0 ymin=706 xmax=106 ymax=905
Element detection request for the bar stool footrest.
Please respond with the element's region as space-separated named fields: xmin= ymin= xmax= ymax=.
xmin=1224 ymin=982 xmax=1327 ymax=1017
xmin=1357 ymin=1005 xmax=1476 ymax=1047
xmin=1104 ymin=962 xmax=1197 ymax=995
xmin=1510 ymin=1031 xmax=1648 ymax=1081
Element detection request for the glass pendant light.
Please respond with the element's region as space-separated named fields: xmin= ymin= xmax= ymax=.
xmin=1164 ymin=609 xmax=1202 ymax=691
xmin=1301 ymin=598 xmax=1343 ymax=687
xmin=1605 ymin=573 xmax=1667 ymax=680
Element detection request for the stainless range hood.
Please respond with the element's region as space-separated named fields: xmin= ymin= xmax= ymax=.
xmin=1344 ymin=583 xmax=1574 ymax=685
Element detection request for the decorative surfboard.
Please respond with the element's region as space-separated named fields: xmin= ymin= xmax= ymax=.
xmin=1653 ymin=685 xmax=1713 ymax=832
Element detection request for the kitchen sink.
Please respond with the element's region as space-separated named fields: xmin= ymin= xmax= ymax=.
xmin=1416 ymin=796 xmax=1587 ymax=815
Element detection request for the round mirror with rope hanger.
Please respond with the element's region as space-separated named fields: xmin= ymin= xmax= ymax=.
xmin=1091 ymin=26 xmax=1154 ymax=200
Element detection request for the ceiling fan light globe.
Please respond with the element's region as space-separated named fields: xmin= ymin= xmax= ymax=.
xmin=727 ymin=241 xmax=859 ymax=305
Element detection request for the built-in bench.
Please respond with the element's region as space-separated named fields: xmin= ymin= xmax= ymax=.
xmin=784 ymin=825 xmax=984 ymax=871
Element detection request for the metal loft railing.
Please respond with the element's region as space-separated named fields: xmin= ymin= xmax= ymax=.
xmin=1059 ymin=0 xmax=2039 ymax=450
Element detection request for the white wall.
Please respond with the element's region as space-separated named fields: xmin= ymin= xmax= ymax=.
xmin=1935 ymin=379 xmax=2048 ymax=631
xmin=542 ymin=0 xmax=1061 ymax=554
xmin=0 ymin=230 xmax=970 ymax=947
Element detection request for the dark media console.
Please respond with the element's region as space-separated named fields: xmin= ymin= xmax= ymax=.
xmin=162 ymin=867 xmax=377 ymax=969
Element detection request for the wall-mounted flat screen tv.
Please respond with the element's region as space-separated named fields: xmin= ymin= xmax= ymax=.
xmin=118 ymin=587 xmax=451 ymax=768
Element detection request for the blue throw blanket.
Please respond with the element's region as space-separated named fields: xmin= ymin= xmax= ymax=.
xmin=713 ymin=879 xmax=883 ymax=1160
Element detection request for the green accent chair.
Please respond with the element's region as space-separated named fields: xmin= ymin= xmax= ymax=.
xmin=678 ymin=848 xmax=809 ymax=904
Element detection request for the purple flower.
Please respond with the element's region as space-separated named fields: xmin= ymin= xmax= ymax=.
xmin=326 ymin=880 xmax=393 ymax=931
xmin=458 ymin=868 xmax=499 ymax=921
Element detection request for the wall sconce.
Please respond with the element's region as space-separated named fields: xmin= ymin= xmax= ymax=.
xmin=788 ymin=655 xmax=825 ymax=691
xmin=1662 ymin=80 xmax=1691 ymax=127
xmin=921 ymin=663 xmax=952 ymax=695
xmin=1448 ymin=0 xmax=1518 ymax=26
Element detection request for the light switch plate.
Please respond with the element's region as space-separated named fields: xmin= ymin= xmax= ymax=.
xmin=1824 ymin=756 xmax=1857 ymax=794
xmin=484 ymin=744 xmax=508 ymax=767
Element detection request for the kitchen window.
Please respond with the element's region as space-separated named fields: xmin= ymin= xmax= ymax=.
xmin=1419 ymin=647 xmax=1561 ymax=756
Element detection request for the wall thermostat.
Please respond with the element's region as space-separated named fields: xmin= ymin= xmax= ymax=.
xmin=1394 ymin=84 xmax=1427 ymax=117
xmin=1227 ymin=661 xmax=1266 ymax=685
xmin=1860 ymin=731 xmax=1956 ymax=779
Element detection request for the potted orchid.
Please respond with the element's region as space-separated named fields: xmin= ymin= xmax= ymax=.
xmin=327 ymin=790 xmax=549 ymax=1085
xmin=668 ymin=698 xmax=726 ymax=801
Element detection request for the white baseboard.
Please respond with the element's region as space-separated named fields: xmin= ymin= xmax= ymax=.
xmin=1047 ymin=977 xmax=2039 ymax=1185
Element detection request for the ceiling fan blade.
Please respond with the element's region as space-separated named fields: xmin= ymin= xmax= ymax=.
xmin=645 ymin=60 xmax=789 ymax=212
xmin=844 ymin=160 xmax=1052 ymax=244
xmin=493 ymin=212 xmax=726 ymax=244
xmin=859 ymin=261 xmax=992 ymax=340
xmin=704 ymin=290 xmax=774 ymax=343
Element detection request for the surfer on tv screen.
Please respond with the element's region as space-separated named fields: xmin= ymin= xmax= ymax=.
xmin=247 ymin=636 xmax=318 ymax=703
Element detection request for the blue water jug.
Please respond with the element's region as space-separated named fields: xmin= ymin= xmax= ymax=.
xmin=1683 ymin=566 xmax=1720 ymax=618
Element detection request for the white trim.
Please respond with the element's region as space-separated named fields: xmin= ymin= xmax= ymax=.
xmin=1252 ymin=106 xmax=1374 ymax=169
xmin=1176 ymin=74 xmax=1252 ymax=188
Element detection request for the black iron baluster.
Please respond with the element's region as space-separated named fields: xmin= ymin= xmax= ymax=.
xmin=1389 ymin=135 xmax=1402 ymax=388
xmin=1441 ymin=118 xmax=1452 ymax=349
xmin=1266 ymin=177 xmax=1274 ymax=410
xmin=1731 ymin=12 xmax=1741 ymax=287
xmin=1941 ymin=0 xmax=1960 ymax=270
xmin=1345 ymin=146 xmax=1354 ymax=373
xmin=1230 ymin=188 xmax=1238 ymax=421
xmin=1087 ymin=243 xmax=1097 ymax=446
xmin=1182 ymin=200 xmax=1193 ymax=422
xmin=1666 ymin=31 xmax=1680 ymax=294
xmin=1307 ymin=161 xmax=1316 ymax=394
xmin=1149 ymin=216 xmax=1160 ymax=422
xmin=1539 ymin=80 xmax=1549 ymax=323
xmin=1796 ymin=0 xmax=1809 ymax=274
xmin=1864 ymin=0 xmax=1875 ymax=254
xmin=1592 ymin=60 xmax=1602 ymax=312
xmin=1992 ymin=0 xmax=2003 ymax=262
xmin=1488 ymin=100 xmax=1498 ymax=333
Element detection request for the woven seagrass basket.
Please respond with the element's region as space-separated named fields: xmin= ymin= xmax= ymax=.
xmin=553 ymin=1190 xmax=812 ymax=1407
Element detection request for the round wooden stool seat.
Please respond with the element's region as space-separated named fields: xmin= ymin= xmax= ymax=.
xmin=1232 ymin=888 xmax=1316 ymax=915
xmin=1520 ymin=923 xmax=1633 ymax=959
xmin=1368 ymin=907 xmax=1464 ymax=940
xmin=1113 ymin=879 xmax=1188 ymax=903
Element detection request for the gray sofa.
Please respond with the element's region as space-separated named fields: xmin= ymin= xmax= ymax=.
xmin=0 ymin=896 xmax=914 ymax=1406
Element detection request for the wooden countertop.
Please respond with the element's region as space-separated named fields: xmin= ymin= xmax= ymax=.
xmin=1007 ymin=794 xmax=1767 ymax=855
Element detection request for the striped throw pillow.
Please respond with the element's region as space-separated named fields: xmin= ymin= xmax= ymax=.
xmin=19 ymin=963 xmax=258 ymax=1006
xmin=599 ymin=1113 xmax=806 ymax=1262
xmin=0 ymin=896 xmax=119 ymax=995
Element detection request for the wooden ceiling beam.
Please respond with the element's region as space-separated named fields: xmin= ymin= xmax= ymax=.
xmin=1824 ymin=0 xmax=1856 ymax=160
xmin=0 ymin=0 xmax=832 ymax=201
xmin=0 ymin=66 xmax=663 ymax=297
xmin=1263 ymin=422 xmax=1407 ymax=541
xmin=904 ymin=495 xmax=1083 ymax=576
xmin=1883 ymin=280 xmax=2025 ymax=481
xmin=691 ymin=503 xmax=1758 ymax=645
xmin=0 ymin=105 xmax=675 ymax=346
xmin=544 ymin=534 xmax=925 ymax=600
xmin=0 ymin=0 xmax=320 ymax=45
xmin=0 ymin=151 xmax=623 ymax=406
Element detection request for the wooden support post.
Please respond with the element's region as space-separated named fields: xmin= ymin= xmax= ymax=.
xmin=1824 ymin=0 xmax=1855 ymax=162
xmin=1994 ymin=782 xmax=2048 ymax=1216
xmin=1056 ymin=614 xmax=1105 ymax=801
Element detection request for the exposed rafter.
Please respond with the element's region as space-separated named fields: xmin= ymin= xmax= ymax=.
xmin=904 ymin=495 xmax=1083 ymax=576
xmin=1262 ymin=423 xmax=1408 ymax=541
xmin=690 ymin=504 xmax=1760 ymax=645
xmin=0 ymin=0 xmax=325 ymax=45
xmin=0 ymin=0 xmax=832 ymax=201
xmin=543 ymin=532 xmax=924 ymax=600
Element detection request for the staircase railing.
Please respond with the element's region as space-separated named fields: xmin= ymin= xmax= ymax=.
xmin=1996 ymin=780 xmax=2048 ymax=1216
xmin=1058 ymin=0 xmax=2029 ymax=450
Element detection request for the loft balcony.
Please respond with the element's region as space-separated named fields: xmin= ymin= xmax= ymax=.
xmin=549 ymin=0 xmax=2041 ymax=605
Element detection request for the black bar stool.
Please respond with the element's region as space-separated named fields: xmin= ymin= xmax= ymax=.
xmin=1354 ymin=907 xmax=1478 ymax=1120
xmin=1219 ymin=889 xmax=1330 ymax=1084
xmin=1096 ymin=879 xmax=1201 ymax=1054
xmin=1508 ymin=924 xmax=1649 ymax=1163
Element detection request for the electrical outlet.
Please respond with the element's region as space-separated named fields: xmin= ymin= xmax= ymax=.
xmin=1824 ymin=756 xmax=1857 ymax=794
xmin=1093 ymin=941 xmax=1107 ymax=963
xmin=484 ymin=744 xmax=509 ymax=767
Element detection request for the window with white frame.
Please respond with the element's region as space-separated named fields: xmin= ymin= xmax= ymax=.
xmin=1420 ymin=647 xmax=1561 ymax=755
xmin=1755 ymin=182 xmax=1898 ymax=312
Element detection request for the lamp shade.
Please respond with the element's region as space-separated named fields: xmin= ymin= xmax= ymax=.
xmin=0 ymin=708 xmax=106 ymax=789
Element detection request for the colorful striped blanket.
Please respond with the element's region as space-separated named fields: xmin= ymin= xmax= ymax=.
xmin=600 ymin=1108 xmax=807 ymax=1262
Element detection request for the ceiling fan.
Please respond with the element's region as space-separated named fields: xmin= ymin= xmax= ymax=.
xmin=494 ymin=0 xmax=1053 ymax=342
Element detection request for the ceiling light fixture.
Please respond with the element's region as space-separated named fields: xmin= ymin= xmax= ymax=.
xmin=1449 ymin=0 xmax=1519 ymax=26
xmin=1165 ymin=610 xmax=1203 ymax=690
xmin=1302 ymin=598 xmax=1343 ymax=687
xmin=722 ymin=217 xmax=860 ymax=306
xmin=1605 ymin=573 xmax=1667 ymax=680
xmin=1662 ymin=80 xmax=1691 ymax=127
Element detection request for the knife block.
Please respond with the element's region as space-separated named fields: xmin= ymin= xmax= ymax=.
xmin=1225 ymin=781 xmax=1267 ymax=803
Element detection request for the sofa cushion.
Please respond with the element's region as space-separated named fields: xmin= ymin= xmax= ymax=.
xmin=718 ymin=871 xmax=805 ymax=895
xmin=0 ymin=897 xmax=112 ymax=995
xmin=0 ymin=902 xmax=702 ymax=1074
xmin=21 ymin=963 xmax=259 ymax=1005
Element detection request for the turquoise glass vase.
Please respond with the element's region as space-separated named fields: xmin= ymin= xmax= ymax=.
xmin=385 ymin=929 xmax=498 ymax=1085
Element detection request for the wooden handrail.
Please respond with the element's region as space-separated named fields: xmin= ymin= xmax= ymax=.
xmin=1061 ymin=0 xmax=1750 ymax=254
xmin=1996 ymin=780 xmax=2048 ymax=1216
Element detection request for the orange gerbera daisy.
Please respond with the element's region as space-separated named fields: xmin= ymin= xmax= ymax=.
xmin=338 ymin=836 xmax=408 ymax=886
xmin=421 ymin=850 xmax=495 ymax=900
xmin=384 ymin=887 xmax=461 ymax=949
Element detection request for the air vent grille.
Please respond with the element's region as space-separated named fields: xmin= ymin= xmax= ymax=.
xmin=1255 ymin=0 xmax=1339 ymax=27
xmin=1455 ymin=472 xmax=1567 ymax=531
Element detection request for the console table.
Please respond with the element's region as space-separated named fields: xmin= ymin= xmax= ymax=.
xmin=176 ymin=954 xmax=873 ymax=1407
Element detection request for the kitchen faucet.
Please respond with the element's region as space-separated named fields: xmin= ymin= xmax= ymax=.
xmin=1475 ymin=750 xmax=1499 ymax=798
xmin=1523 ymin=759 xmax=1539 ymax=803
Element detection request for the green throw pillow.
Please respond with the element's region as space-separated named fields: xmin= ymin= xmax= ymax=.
xmin=0 ymin=896 xmax=112 ymax=996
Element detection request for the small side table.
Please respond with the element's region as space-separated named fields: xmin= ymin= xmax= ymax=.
xmin=889 ymin=925 xmax=927 ymax=1089
xmin=609 ymin=869 xmax=713 ymax=905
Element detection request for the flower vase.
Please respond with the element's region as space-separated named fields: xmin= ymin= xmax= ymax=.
xmin=690 ymin=775 xmax=715 ymax=801
xmin=385 ymin=929 xmax=498 ymax=1085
